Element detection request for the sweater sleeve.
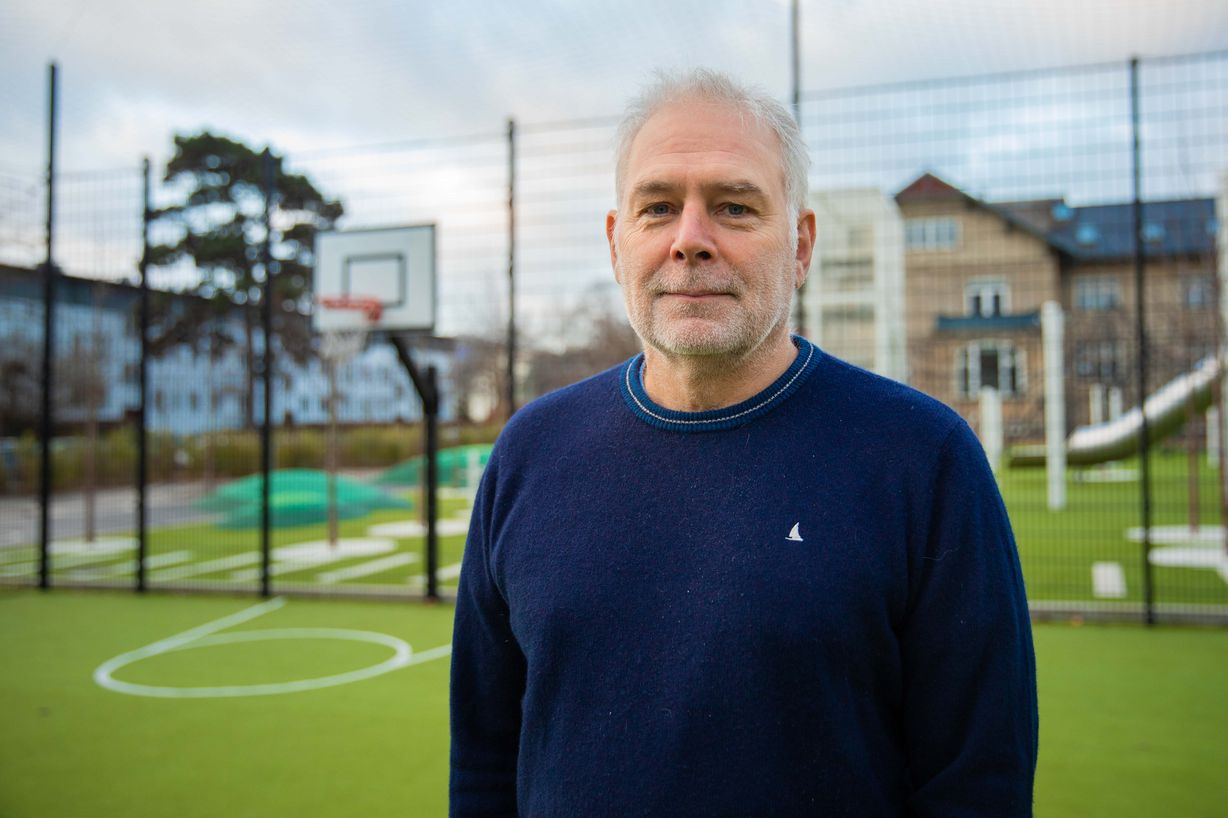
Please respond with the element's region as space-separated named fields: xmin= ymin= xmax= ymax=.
xmin=450 ymin=458 xmax=525 ymax=817
xmin=902 ymin=421 xmax=1038 ymax=817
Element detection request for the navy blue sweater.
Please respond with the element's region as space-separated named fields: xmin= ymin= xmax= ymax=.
xmin=451 ymin=339 xmax=1037 ymax=816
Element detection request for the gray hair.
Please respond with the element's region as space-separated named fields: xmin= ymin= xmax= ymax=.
xmin=613 ymin=68 xmax=810 ymax=219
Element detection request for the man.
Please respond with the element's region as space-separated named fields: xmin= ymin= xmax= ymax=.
xmin=451 ymin=69 xmax=1037 ymax=817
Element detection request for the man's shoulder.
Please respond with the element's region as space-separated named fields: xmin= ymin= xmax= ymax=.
xmin=811 ymin=352 xmax=967 ymax=448
xmin=493 ymin=360 xmax=628 ymax=452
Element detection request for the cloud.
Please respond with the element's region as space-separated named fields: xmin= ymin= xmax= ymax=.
xmin=2 ymin=0 xmax=1224 ymax=338
xmin=4 ymin=0 xmax=1224 ymax=172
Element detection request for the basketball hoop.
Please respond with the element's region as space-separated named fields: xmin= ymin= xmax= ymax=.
xmin=315 ymin=296 xmax=383 ymax=364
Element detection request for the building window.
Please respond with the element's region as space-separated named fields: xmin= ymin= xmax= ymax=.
xmin=847 ymin=225 xmax=872 ymax=249
xmin=1184 ymin=276 xmax=1214 ymax=308
xmin=1074 ymin=341 xmax=1123 ymax=380
xmin=1074 ymin=275 xmax=1122 ymax=311
xmin=820 ymin=259 xmax=873 ymax=290
xmin=957 ymin=342 xmax=1024 ymax=398
xmin=905 ymin=217 xmax=960 ymax=250
xmin=966 ymin=281 xmax=1008 ymax=317
xmin=1075 ymin=224 xmax=1099 ymax=245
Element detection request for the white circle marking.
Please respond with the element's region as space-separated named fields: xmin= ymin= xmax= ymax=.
xmin=95 ymin=627 xmax=414 ymax=698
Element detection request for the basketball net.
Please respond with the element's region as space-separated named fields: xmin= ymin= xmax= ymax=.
xmin=316 ymin=296 xmax=383 ymax=365
xmin=315 ymin=296 xmax=384 ymax=548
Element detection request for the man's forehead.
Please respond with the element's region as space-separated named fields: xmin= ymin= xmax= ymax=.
xmin=624 ymin=100 xmax=785 ymax=195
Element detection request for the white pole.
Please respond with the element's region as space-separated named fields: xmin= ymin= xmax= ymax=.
xmin=1108 ymin=386 xmax=1124 ymax=420
xmin=979 ymin=386 xmax=1003 ymax=473
xmin=1042 ymin=301 xmax=1066 ymax=510
xmin=1208 ymin=407 xmax=1220 ymax=468
xmin=1218 ymin=172 xmax=1228 ymax=543
xmin=466 ymin=446 xmax=483 ymax=502
xmin=1089 ymin=382 xmax=1104 ymax=425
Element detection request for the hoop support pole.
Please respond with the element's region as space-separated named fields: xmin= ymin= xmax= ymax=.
xmin=390 ymin=335 xmax=440 ymax=602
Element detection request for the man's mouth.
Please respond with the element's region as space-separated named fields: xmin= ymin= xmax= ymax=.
xmin=660 ymin=290 xmax=733 ymax=300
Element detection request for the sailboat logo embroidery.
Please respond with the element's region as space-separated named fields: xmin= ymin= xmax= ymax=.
xmin=786 ymin=523 xmax=803 ymax=542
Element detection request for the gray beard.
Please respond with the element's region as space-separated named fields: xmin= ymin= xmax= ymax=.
xmin=616 ymin=259 xmax=794 ymax=360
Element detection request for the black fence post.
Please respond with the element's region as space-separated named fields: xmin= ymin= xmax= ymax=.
xmin=1130 ymin=57 xmax=1155 ymax=626
xmin=38 ymin=62 xmax=59 ymax=591
xmin=390 ymin=338 xmax=440 ymax=602
xmin=137 ymin=157 xmax=151 ymax=592
xmin=506 ymin=117 xmax=517 ymax=419
xmin=790 ymin=0 xmax=807 ymax=339
xmin=260 ymin=148 xmax=276 ymax=598
xmin=425 ymin=364 xmax=440 ymax=600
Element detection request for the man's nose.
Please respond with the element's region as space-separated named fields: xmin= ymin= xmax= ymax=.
xmin=670 ymin=203 xmax=717 ymax=263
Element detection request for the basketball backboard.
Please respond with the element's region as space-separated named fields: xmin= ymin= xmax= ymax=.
xmin=313 ymin=225 xmax=436 ymax=333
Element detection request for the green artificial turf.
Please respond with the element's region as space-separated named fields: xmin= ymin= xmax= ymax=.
xmin=1033 ymin=621 xmax=1228 ymax=817
xmin=3 ymin=590 xmax=1226 ymax=817
xmin=0 ymin=590 xmax=453 ymax=818
xmin=998 ymin=451 xmax=1228 ymax=608
xmin=0 ymin=494 xmax=472 ymax=594
xmin=4 ymin=452 xmax=1227 ymax=608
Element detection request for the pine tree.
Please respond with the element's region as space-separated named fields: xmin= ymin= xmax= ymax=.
xmin=148 ymin=131 xmax=343 ymax=427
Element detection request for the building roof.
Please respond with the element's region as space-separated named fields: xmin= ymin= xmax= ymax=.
xmin=1044 ymin=199 xmax=1217 ymax=261
xmin=895 ymin=173 xmax=1217 ymax=262
xmin=0 ymin=263 xmax=139 ymax=309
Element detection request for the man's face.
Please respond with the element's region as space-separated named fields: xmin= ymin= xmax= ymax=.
xmin=607 ymin=99 xmax=814 ymax=359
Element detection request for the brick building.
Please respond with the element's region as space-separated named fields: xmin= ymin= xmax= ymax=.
xmin=894 ymin=173 xmax=1218 ymax=443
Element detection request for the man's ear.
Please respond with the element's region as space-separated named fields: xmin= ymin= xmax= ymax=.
xmin=794 ymin=209 xmax=817 ymax=290
xmin=606 ymin=210 xmax=621 ymax=283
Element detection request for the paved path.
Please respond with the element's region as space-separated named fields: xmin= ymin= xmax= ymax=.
xmin=0 ymin=482 xmax=220 ymax=550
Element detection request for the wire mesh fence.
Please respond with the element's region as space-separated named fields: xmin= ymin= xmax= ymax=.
xmin=1 ymin=51 xmax=1226 ymax=620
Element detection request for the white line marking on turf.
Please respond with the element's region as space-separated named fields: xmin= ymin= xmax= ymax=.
xmin=227 ymin=559 xmax=333 ymax=583
xmin=1148 ymin=546 xmax=1228 ymax=586
xmin=1 ymin=543 xmax=139 ymax=575
xmin=98 ymin=628 xmax=411 ymax=698
xmin=367 ymin=519 xmax=471 ymax=538
xmin=406 ymin=644 xmax=452 ymax=666
xmin=0 ymin=562 xmax=35 ymax=578
xmin=438 ymin=562 xmax=463 ymax=580
xmin=150 ymin=552 xmax=261 ymax=581
xmin=93 ymin=597 xmax=450 ymax=699
xmin=1091 ymin=562 xmax=1127 ymax=598
xmin=65 ymin=551 xmax=192 ymax=581
xmin=317 ymin=552 xmax=419 ymax=584
xmin=228 ymin=538 xmax=397 ymax=582
xmin=407 ymin=561 xmax=463 ymax=588
xmin=49 ymin=537 xmax=138 ymax=555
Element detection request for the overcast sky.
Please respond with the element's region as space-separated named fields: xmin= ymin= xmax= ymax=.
xmin=1 ymin=1 xmax=1226 ymax=339
xmin=3 ymin=0 xmax=1227 ymax=172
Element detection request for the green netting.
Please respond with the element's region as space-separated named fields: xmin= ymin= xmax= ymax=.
xmin=195 ymin=469 xmax=411 ymax=529
xmin=377 ymin=444 xmax=493 ymax=487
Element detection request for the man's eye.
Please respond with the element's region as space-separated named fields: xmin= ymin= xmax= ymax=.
xmin=644 ymin=203 xmax=672 ymax=216
xmin=723 ymin=203 xmax=749 ymax=216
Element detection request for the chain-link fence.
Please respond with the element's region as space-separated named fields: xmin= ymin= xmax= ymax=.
xmin=1 ymin=51 xmax=1226 ymax=620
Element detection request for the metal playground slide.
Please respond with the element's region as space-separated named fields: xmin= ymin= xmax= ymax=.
xmin=1011 ymin=356 xmax=1222 ymax=467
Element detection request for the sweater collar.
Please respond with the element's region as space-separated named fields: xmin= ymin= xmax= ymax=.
xmin=619 ymin=336 xmax=820 ymax=433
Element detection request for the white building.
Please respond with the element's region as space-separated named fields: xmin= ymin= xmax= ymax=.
xmin=802 ymin=189 xmax=906 ymax=382
xmin=0 ymin=265 xmax=457 ymax=437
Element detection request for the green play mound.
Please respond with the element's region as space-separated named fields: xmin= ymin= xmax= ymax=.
xmin=195 ymin=469 xmax=411 ymax=529
xmin=377 ymin=444 xmax=493 ymax=487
